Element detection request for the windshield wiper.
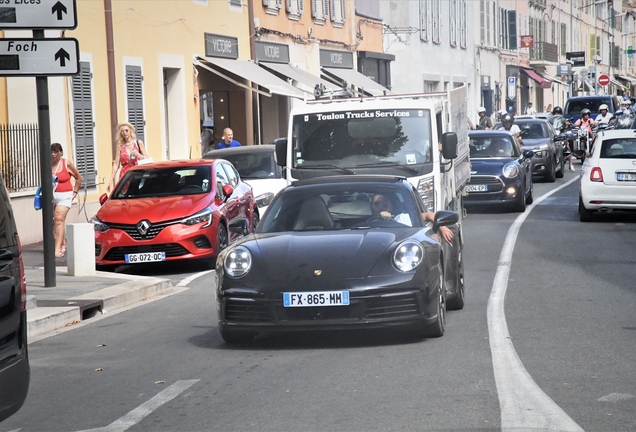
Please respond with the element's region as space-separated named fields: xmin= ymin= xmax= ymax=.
xmin=355 ymin=161 xmax=420 ymax=175
xmin=299 ymin=164 xmax=356 ymax=174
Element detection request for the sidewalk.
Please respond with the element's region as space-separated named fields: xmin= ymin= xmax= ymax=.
xmin=23 ymin=242 xmax=175 ymax=339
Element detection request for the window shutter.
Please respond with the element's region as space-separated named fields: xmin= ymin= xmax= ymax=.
xmin=276 ymin=0 xmax=282 ymax=9
xmin=263 ymin=0 xmax=269 ymax=5
xmin=311 ymin=0 xmax=317 ymax=17
xmin=340 ymin=0 xmax=345 ymax=21
xmin=71 ymin=62 xmax=96 ymax=186
xmin=589 ymin=34 xmax=596 ymax=60
xmin=325 ymin=0 xmax=331 ymax=20
xmin=507 ymin=10 xmax=516 ymax=50
xmin=299 ymin=0 xmax=304 ymax=14
xmin=125 ymin=65 xmax=145 ymax=143
xmin=286 ymin=0 xmax=292 ymax=12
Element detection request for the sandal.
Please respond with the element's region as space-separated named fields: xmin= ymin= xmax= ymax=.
xmin=55 ymin=251 xmax=65 ymax=258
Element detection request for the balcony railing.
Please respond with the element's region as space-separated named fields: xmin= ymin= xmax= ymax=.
xmin=529 ymin=41 xmax=559 ymax=63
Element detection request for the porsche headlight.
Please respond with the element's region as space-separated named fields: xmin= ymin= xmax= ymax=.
xmin=502 ymin=163 xmax=519 ymax=178
xmin=91 ymin=216 xmax=109 ymax=232
xmin=224 ymin=246 xmax=252 ymax=278
xmin=393 ymin=241 xmax=424 ymax=272
xmin=182 ymin=207 xmax=213 ymax=228
xmin=255 ymin=192 xmax=275 ymax=208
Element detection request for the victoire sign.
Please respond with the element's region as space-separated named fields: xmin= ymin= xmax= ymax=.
xmin=0 ymin=38 xmax=79 ymax=76
xmin=0 ymin=0 xmax=77 ymax=29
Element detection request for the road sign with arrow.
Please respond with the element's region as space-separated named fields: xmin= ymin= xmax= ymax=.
xmin=0 ymin=0 xmax=77 ymax=29
xmin=0 ymin=38 xmax=79 ymax=76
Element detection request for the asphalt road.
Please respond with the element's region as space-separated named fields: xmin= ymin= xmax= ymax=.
xmin=3 ymin=168 xmax=636 ymax=432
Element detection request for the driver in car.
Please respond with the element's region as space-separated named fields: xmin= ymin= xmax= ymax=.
xmin=371 ymin=193 xmax=454 ymax=244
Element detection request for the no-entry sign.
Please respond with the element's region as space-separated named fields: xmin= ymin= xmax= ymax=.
xmin=598 ymin=74 xmax=610 ymax=87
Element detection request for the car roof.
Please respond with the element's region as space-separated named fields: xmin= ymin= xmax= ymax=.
xmin=291 ymin=175 xmax=409 ymax=188
xmin=129 ymin=159 xmax=215 ymax=170
xmin=596 ymin=129 xmax=636 ymax=139
xmin=469 ymin=130 xmax=515 ymax=137
xmin=202 ymin=144 xmax=275 ymax=159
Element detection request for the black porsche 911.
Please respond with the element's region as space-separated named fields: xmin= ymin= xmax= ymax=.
xmin=215 ymin=175 xmax=464 ymax=343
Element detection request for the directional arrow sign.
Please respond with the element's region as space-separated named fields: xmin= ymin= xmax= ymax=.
xmin=0 ymin=38 xmax=79 ymax=76
xmin=0 ymin=0 xmax=77 ymax=29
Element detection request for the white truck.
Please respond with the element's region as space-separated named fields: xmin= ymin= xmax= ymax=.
xmin=274 ymin=85 xmax=470 ymax=309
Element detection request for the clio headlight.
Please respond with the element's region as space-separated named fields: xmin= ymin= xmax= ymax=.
xmin=224 ymin=246 xmax=252 ymax=278
xmin=502 ymin=163 xmax=520 ymax=178
xmin=393 ymin=241 xmax=424 ymax=272
xmin=417 ymin=178 xmax=435 ymax=211
xmin=182 ymin=207 xmax=213 ymax=228
xmin=91 ymin=216 xmax=109 ymax=232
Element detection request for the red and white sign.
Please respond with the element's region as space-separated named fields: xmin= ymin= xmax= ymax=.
xmin=598 ymin=74 xmax=610 ymax=87
xmin=520 ymin=35 xmax=534 ymax=48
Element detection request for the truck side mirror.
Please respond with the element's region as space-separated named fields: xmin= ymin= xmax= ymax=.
xmin=441 ymin=132 xmax=458 ymax=159
xmin=274 ymin=138 xmax=288 ymax=167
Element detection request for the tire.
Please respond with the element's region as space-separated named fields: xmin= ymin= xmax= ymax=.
xmin=420 ymin=264 xmax=446 ymax=338
xmin=525 ymin=180 xmax=534 ymax=205
xmin=556 ymin=153 xmax=564 ymax=178
xmin=446 ymin=245 xmax=465 ymax=311
xmin=545 ymin=156 xmax=557 ymax=182
xmin=216 ymin=223 xmax=228 ymax=255
xmin=251 ymin=212 xmax=260 ymax=233
xmin=513 ymin=185 xmax=526 ymax=212
xmin=579 ymin=196 xmax=594 ymax=222
xmin=220 ymin=327 xmax=257 ymax=343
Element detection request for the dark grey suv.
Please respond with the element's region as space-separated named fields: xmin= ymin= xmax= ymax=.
xmin=0 ymin=175 xmax=29 ymax=422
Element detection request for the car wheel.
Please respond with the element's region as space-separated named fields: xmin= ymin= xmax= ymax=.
xmin=579 ymin=196 xmax=594 ymax=222
xmin=216 ymin=223 xmax=228 ymax=254
xmin=220 ymin=327 xmax=257 ymax=343
xmin=251 ymin=212 xmax=260 ymax=233
xmin=545 ymin=156 xmax=557 ymax=182
xmin=525 ymin=180 xmax=534 ymax=205
xmin=420 ymin=264 xmax=446 ymax=338
xmin=446 ymin=245 xmax=465 ymax=311
xmin=556 ymin=153 xmax=564 ymax=178
xmin=513 ymin=185 xmax=526 ymax=212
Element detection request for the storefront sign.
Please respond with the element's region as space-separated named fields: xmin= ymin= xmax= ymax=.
xmin=557 ymin=63 xmax=572 ymax=76
xmin=520 ymin=35 xmax=534 ymax=48
xmin=319 ymin=49 xmax=354 ymax=69
xmin=255 ymin=41 xmax=289 ymax=64
xmin=204 ymin=33 xmax=238 ymax=59
xmin=507 ymin=76 xmax=516 ymax=100
xmin=566 ymin=51 xmax=585 ymax=67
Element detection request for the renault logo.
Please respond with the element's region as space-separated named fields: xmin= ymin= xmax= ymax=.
xmin=314 ymin=270 xmax=322 ymax=276
xmin=137 ymin=220 xmax=151 ymax=236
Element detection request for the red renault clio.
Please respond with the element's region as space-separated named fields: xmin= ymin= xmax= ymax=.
xmin=93 ymin=160 xmax=258 ymax=270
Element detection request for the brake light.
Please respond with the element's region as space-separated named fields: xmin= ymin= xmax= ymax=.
xmin=590 ymin=167 xmax=603 ymax=182
xmin=16 ymin=233 xmax=26 ymax=311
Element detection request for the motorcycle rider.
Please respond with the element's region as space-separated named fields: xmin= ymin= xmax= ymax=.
xmin=595 ymin=104 xmax=612 ymax=124
xmin=571 ymin=108 xmax=597 ymax=170
xmin=497 ymin=114 xmax=522 ymax=141
xmin=478 ymin=107 xmax=493 ymax=130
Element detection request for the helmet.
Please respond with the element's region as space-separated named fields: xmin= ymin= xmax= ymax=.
xmin=478 ymin=107 xmax=486 ymax=113
xmin=503 ymin=114 xmax=514 ymax=124
xmin=581 ymin=108 xmax=591 ymax=116
xmin=599 ymin=104 xmax=609 ymax=111
xmin=552 ymin=106 xmax=563 ymax=115
xmin=622 ymin=99 xmax=631 ymax=106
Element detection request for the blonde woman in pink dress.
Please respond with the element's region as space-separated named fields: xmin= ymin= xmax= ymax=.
xmin=107 ymin=122 xmax=149 ymax=193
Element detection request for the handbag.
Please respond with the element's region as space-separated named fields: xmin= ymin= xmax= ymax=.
xmin=33 ymin=186 xmax=42 ymax=210
xmin=138 ymin=157 xmax=154 ymax=165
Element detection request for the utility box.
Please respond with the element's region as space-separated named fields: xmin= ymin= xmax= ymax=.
xmin=67 ymin=223 xmax=95 ymax=276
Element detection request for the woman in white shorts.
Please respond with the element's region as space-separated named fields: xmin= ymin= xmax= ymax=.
xmin=51 ymin=143 xmax=82 ymax=257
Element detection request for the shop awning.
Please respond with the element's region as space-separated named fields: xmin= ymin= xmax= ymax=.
xmin=321 ymin=67 xmax=392 ymax=96
xmin=537 ymin=71 xmax=567 ymax=86
xmin=195 ymin=56 xmax=306 ymax=99
xmin=616 ymin=74 xmax=636 ymax=85
xmin=610 ymin=78 xmax=627 ymax=91
xmin=523 ymin=68 xmax=552 ymax=89
xmin=260 ymin=62 xmax=339 ymax=95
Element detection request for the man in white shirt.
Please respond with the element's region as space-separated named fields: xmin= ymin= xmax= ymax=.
xmin=525 ymin=101 xmax=537 ymax=115
xmin=595 ymin=104 xmax=612 ymax=124
xmin=497 ymin=115 xmax=522 ymax=142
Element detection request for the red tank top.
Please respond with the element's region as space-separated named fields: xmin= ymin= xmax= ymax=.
xmin=54 ymin=159 xmax=73 ymax=192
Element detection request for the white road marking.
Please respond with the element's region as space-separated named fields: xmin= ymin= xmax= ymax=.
xmin=598 ymin=393 xmax=634 ymax=402
xmin=76 ymin=380 xmax=199 ymax=432
xmin=177 ymin=269 xmax=214 ymax=287
xmin=488 ymin=176 xmax=585 ymax=431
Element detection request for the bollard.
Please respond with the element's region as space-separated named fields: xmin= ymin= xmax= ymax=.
xmin=67 ymin=223 xmax=95 ymax=276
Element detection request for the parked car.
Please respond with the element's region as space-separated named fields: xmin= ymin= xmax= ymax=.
xmin=0 ymin=175 xmax=29 ymax=422
xmin=92 ymin=160 xmax=257 ymax=270
xmin=215 ymin=175 xmax=465 ymax=343
xmin=579 ymin=129 xmax=636 ymax=221
xmin=203 ymin=144 xmax=286 ymax=214
xmin=563 ymin=95 xmax=622 ymax=123
xmin=465 ymin=131 xmax=534 ymax=212
xmin=495 ymin=118 xmax=564 ymax=182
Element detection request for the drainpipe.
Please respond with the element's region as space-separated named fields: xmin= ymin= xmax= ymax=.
xmin=105 ymin=0 xmax=119 ymax=159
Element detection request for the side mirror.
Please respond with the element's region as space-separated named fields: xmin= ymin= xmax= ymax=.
xmin=99 ymin=193 xmax=109 ymax=206
xmin=222 ymin=184 xmax=234 ymax=198
xmin=432 ymin=210 xmax=459 ymax=232
xmin=522 ymin=149 xmax=535 ymax=159
xmin=274 ymin=138 xmax=288 ymax=167
xmin=229 ymin=219 xmax=250 ymax=236
xmin=441 ymin=132 xmax=458 ymax=159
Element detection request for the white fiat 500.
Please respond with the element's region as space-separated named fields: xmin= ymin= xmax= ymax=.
xmin=579 ymin=129 xmax=636 ymax=221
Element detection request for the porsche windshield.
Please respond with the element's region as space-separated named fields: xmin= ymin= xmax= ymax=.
xmin=291 ymin=109 xmax=433 ymax=169
xmin=112 ymin=166 xmax=212 ymax=198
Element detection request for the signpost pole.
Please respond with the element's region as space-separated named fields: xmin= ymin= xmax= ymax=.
xmin=33 ymin=29 xmax=56 ymax=287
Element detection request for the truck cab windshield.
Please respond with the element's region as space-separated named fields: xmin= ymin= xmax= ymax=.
xmin=291 ymin=109 xmax=433 ymax=173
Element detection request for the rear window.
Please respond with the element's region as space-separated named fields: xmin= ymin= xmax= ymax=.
xmin=221 ymin=152 xmax=277 ymax=179
xmin=564 ymin=98 xmax=612 ymax=115
xmin=600 ymin=138 xmax=636 ymax=158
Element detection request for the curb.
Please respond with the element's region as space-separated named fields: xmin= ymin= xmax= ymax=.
xmin=26 ymin=277 xmax=174 ymax=339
